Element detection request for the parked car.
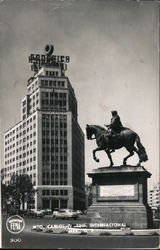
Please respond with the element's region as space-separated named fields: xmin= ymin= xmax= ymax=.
xmin=83 ymin=210 xmax=88 ymax=215
xmin=52 ymin=208 xmax=59 ymax=216
xmin=52 ymin=209 xmax=79 ymax=220
xmin=30 ymin=209 xmax=45 ymax=218
xmin=74 ymin=210 xmax=83 ymax=215
xmin=44 ymin=209 xmax=52 ymax=215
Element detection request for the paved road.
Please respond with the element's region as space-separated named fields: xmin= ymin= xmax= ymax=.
xmin=2 ymin=215 xmax=159 ymax=249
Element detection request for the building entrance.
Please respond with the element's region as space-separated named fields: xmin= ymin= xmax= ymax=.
xmin=51 ymin=199 xmax=68 ymax=210
xmin=51 ymin=199 xmax=59 ymax=210
xmin=42 ymin=199 xmax=50 ymax=209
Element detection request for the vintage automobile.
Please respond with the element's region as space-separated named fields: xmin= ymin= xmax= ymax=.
xmin=74 ymin=210 xmax=83 ymax=215
xmin=52 ymin=209 xmax=79 ymax=220
xmin=30 ymin=209 xmax=45 ymax=218
xmin=44 ymin=209 xmax=52 ymax=215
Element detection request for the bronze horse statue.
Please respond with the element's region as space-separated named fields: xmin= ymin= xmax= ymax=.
xmin=86 ymin=125 xmax=148 ymax=166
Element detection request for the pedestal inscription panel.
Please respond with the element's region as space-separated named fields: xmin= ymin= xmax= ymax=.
xmin=100 ymin=185 xmax=134 ymax=196
xmin=97 ymin=184 xmax=138 ymax=201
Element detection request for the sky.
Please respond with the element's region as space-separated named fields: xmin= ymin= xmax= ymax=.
xmin=0 ymin=0 xmax=159 ymax=188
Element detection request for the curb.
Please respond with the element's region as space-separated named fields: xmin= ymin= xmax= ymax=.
xmin=31 ymin=225 xmax=160 ymax=236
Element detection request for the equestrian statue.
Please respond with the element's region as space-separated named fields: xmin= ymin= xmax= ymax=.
xmin=86 ymin=111 xmax=148 ymax=167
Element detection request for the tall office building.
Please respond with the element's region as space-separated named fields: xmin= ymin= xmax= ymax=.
xmin=2 ymin=45 xmax=85 ymax=210
xmin=148 ymin=183 xmax=160 ymax=210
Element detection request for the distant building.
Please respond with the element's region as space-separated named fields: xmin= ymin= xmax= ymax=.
xmin=148 ymin=183 xmax=160 ymax=210
xmin=2 ymin=44 xmax=85 ymax=210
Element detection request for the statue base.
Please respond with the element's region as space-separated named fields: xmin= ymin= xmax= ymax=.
xmin=87 ymin=166 xmax=153 ymax=229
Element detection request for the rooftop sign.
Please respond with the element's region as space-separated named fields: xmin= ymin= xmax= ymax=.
xmin=29 ymin=44 xmax=70 ymax=73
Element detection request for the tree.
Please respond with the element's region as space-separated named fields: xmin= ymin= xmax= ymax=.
xmin=10 ymin=173 xmax=36 ymax=211
xmin=1 ymin=182 xmax=13 ymax=213
xmin=85 ymin=183 xmax=93 ymax=209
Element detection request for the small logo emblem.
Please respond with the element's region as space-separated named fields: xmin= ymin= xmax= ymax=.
xmin=6 ymin=215 xmax=25 ymax=234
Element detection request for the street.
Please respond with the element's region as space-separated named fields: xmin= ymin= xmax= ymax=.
xmin=2 ymin=215 xmax=159 ymax=249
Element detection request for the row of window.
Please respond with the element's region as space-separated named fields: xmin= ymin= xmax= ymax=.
xmin=45 ymin=70 xmax=59 ymax=77
xmin=42 ymin=179 xmax=67 ymax=185
xmin=42 ymin=138 xmax=67 ymax=144
xmin=4 ymin=164 xmax=36 ymax=172
xmin=5 ymin=139 xmax=36 ymax=154
xmin=42 ymin=131 xmax=67 ymax=137
xmin=41 ymin=100 xmax=67 ymax=108
xmin=42 ymin=147 xmax=67 ymax=154
xmin=42 ymin=189 xmax=68 ymax=196
xmin=5 ymin=156 xmax=36 ymax=165
xmin=42 ymin=155 xmax=67 ymax=162
xmin=42 ymin=120 xmax=67 ymax=126
xmin=42 ymin=164 xmax=67 ymax=170
xmin=41 ymin=79 xmax=65 ymax=88
xmin=4 ymin=165 xmax=36 ymax=172
xmin=42 ymin=114 xmax=67 ymax=120
xmin=15 ymin=130 xmax=36 ymax=138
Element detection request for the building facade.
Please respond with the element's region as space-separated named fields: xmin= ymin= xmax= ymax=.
xmin=148 ymin=183 xmax=160 ymax=210
xmin=2 ymin=45 xmax=85 ymax=210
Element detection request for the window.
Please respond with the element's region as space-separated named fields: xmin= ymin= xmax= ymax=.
xmin=46 ymin=190 xmax=50 ymax=195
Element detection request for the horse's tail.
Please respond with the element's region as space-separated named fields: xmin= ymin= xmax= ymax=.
xmin=135 ymin=135 xmax=148 ymax=162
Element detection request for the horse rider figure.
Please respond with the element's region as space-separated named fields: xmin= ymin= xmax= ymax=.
xmin=105 ymin=111 xmax=124 ymax=152
xmin=105 ymin=110 xmax=123 ymax=135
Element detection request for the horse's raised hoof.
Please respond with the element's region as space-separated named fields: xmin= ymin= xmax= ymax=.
xmin=123 ymin=161 xmax=127 ymax=166
xmin=96 ymin=159 xmax=99 ymax=163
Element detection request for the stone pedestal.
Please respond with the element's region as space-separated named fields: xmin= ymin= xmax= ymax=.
xmin=87 ymin=166 xmax=153 ymax=229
